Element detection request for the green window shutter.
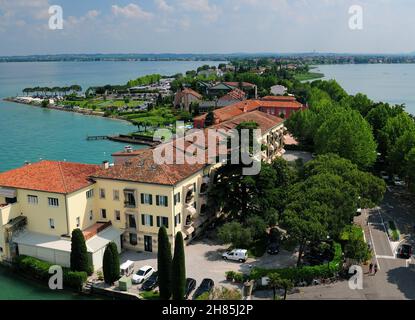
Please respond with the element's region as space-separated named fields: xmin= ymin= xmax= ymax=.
xmin=141 ymin=193 xmax=144 ymax=204
xmin=165 ymin=196 xmax=168 ymax=207
xmin=141 ymin=214 xmax=145 ymax=226
xmin=149 ymin=194 xmax=153 ymax=205
xmin=156 ymin=195 xmax=160 ymax=206
xmin=157 ymin=216 xmax=160 ymax=227
xmin=150 ymin=215 xmax=154 ymax=227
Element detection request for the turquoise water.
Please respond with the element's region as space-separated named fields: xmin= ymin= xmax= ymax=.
xmin=0 ymin=60 xmax=221 ymax=299
xmin=0 ymin=61 xmax=222 ymax=172
xmin=315 ymin=64 xmax=415 ymax=115
xmin=0 ymin=266 xmax=98 ymax=300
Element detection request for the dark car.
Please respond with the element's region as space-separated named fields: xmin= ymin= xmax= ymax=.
xmin=141 ymin=272 xmax=158 ymax=291
xmin=184 ymin=278 xmax=197 ymax=299
xmin=397 ymin=244 xmax=412 ymax=259
xmin=267 ymin=242 xmax=280 ymax=255
xmin=193 ymin=278 xmax=214 ymax=300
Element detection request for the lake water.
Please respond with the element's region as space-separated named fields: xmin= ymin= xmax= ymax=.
xmin=0 ymin=60 xmax=222 ymax=172
xmin=0 ymin=60 xmax=222 ymax=299
xmin=315 ymin=64 xmax=415 ymax=114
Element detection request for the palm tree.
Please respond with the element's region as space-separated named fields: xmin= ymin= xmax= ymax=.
xmin=268 ymin=273 xmax=282 ymax=300
xmin=268 ymin=273 xmax=293 ymax=300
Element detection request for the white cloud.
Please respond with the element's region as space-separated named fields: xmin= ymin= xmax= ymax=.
xmin=111 ymin=3 xmax=153 ymax=20
xmin=179 ymin=0 xmax=221 ymax=21
xmin=86 ymin=10 xmax=100 ymax=19
xmin=155 ymin=0 xmax=174 ymax=13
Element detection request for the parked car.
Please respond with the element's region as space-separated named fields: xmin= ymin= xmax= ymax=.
xmin=267 ymin=242 xmax=280 ymax=255
xmin=184 ymin=278 xmax=197 ymax=299
xmin=120 ymin=260 xmax=135 ymax=277
xmin=397 ymin=244 xmax=412 ymax=259
xmin=380 ymin=171 xmax=390 ymax=180
xmin=222 ymin=249 xmax=248 ymax=262
xmin=141 ymin=272 xmax=158 ymax=291
xmin=393 ymin=176 xmax=406 ymax=187
xmin=193 ymin=278 xmax=214 ymax=300
xmin=132 ymin=266 xmax=154 ymax=284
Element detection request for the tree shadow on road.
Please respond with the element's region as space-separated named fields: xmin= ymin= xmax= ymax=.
xmin=386 ymin=266 xmax=415 ymax=300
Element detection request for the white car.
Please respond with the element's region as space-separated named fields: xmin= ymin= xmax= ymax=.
xmin=222 ymin=249 xmax=248 ymax=263
xmin=393 ymin=176 xmax=406 ymax=187
xmin=380 ymin=171 xmax=389 ymax=180
xmin=132 ymin=266 xmax=155 ymax=284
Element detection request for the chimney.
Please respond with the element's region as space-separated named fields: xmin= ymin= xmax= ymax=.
xmin=102 ymin=161 xmax=109 ymax=170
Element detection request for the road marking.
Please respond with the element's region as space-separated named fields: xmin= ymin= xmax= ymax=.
xmin=377 ymin=209 xmax=395 ymax=255
xmin=368 ymin=223 xmax=381 ymax=270
xmin=376 ymin=255 xmax=396 ymax=260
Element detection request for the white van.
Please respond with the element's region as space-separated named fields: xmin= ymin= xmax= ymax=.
xmin=120 ymin=260 xmax=135 ymax=276
xmin=222 ymin=249 xmax=248 ymax=263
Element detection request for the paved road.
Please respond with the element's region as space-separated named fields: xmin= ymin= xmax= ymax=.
xmin=290 ymin=189 xmax=415 ymax=300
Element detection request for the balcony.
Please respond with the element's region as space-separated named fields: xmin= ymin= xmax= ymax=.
xmin=124 ymin=189 xmax=137 ymax=208
xmin=4 ymin=215 xmax=27 ymax=244
xmin=185 ymin=190 xmax=194 ymax=204
xmin=185 ymin=204 xmax=197 ymax=217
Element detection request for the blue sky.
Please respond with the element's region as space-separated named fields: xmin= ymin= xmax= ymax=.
xmin=0 ymin=0 xmax=414 ymax=55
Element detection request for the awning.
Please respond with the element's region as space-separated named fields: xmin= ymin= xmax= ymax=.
xmin=0 ymin=188 xmax=16 ymax=198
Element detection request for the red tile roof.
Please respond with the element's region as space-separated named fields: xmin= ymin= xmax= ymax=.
xmin=261 ymin=96 xmax=297 ymax=101
xmin=0 ymin=161 xmax=100 ymax=194
xmin=219 ymin=88 xmax=246 ymax=101
xmin=176 ymin=88 xmax=202 ymax=100
xmin=223 ymin=82 xmax=256 ymax=89
xmin=93 ymin=148 xmax=206 ymax=186
xmin=212 ymin=111 xmax=284 ymax=133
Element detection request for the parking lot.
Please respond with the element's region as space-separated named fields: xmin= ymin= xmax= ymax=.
xmin=117 ymin=238 xmax=297 ymax=298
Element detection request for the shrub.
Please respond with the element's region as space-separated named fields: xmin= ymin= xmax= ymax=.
xmin=388 ymin=221 xmax=400 ymax=241
xmin=14 ymin=255 xmax=87 ymax=290
xmin=225 ymin=271 xmax=235 ymax=281
xmin=172 ymin=232 xmax=186 ymax=300
xmin=250 ymin=242 xmax=343 ymax=284
xmin=233 ymin=272 xmax=244 ymax=283
xmin=158 ymin=226 xmax=172 ymax=300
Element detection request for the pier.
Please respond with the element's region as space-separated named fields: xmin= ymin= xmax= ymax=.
xmin=86 ymin=135 xmax=108 ymax=141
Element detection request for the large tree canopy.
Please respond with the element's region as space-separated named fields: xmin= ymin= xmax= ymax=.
xmin=314 ymin=109 xmax=377 ymax=168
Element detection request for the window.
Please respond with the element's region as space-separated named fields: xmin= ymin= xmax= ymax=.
xmin=140 ymin=193 xmax=153 ymax=205
xmin=115 ymin=210 xmax=121 ymax=221
xmin=129 ymin=233 xmax=138 ymax=246
xmin=193 ymin=183 xmax=197 ymax=193
xmin=113 ymin=190 xmax=120 ymax=201
xmin=27 ymin=195 xmax=38 ymax=205
xmin=175 ymin=213 xmax=181 ymax=227
xmin=156 ymin=195 xmax=168 ymax=207
xmin=141 ymin=214 xmax=154 ymax=227
xmin=156 ymin=216 xmax=169 ymax=228
xmin=174 ymin=192 xmax=181 ymax=205
xmin=76 ymin=217 xmax=80 ymax=228
xmin=128 ymin=215 xmax=137 ymax=229
xmin=89 ymin=210 xmax=93 ymax=221
xmin=100 ymin=209 xmax=107 ymax=219
xmin=48 ymin=197 xmax=59 ymax=207
xmin=86 ymin=189 xmax=94 ymax=199
xmin=49 ymin=218 xmax=55 ymax=229
xmin=124 ymin=192 xmax=136 ymax=208
xmin=99 ymin=188 xmax=106 ymax=199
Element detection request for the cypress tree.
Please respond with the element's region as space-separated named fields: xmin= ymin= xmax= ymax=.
xmin=70 ymin=229 xmax=91 ymax=274
xmin=172 ymin=232 xmax=186 ymax=300
xmin=103 ymin=245 xmax=115 ymax=285
xmin=108 ymin=242 xmax=120 ymax=281
xmin=158 ymin=226 xmax=172 ymax=300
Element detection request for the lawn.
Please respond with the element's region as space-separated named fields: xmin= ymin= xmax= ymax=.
xmin=294 ymin=72 xmax=324 ymax=81
xmin=61 ymin=99 xmax=143 ymax=111
xmin=140 ymin=290 xmax=160 ymax=300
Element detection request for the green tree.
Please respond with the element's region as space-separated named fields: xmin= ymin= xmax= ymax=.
xmin=158 ymin=226 xmax=172 ymax=300
xmin=41 ymin=99 xmax=49 ymax=108
xmin=103 ymin=244 xmax=115 ymax=285
xmin=108 ymin=242 xmax=120 ymax=282
xmin=314 ymin=109 xmax=377 ymax=168
xmin=344 ymin=238 xmax=371 ymax=264
xmin=172 ymin=232 xmax=186 ymax=300
xmin=268 ymin=273 xmax=282 ymax=300
xmin=217 ymin=222 xmax=253 ymax=248
xmin=70 ymin=229 xmax=92 ymax=275
xmin=405 ymin=147 xmax=415 ymax=191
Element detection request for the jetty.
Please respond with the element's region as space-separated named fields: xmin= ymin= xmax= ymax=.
xmin=86 ymin=134 xmax=161 ymax=147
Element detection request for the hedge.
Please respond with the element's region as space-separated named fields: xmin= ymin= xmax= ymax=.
xmin=14 ymin=255 xmax=87 ymax=290
xmin=250 ymin=242 xmax=343 ymax=284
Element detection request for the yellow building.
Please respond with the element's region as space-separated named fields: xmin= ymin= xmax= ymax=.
xmin=0 ymin=111 xmax=285 ymax=269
